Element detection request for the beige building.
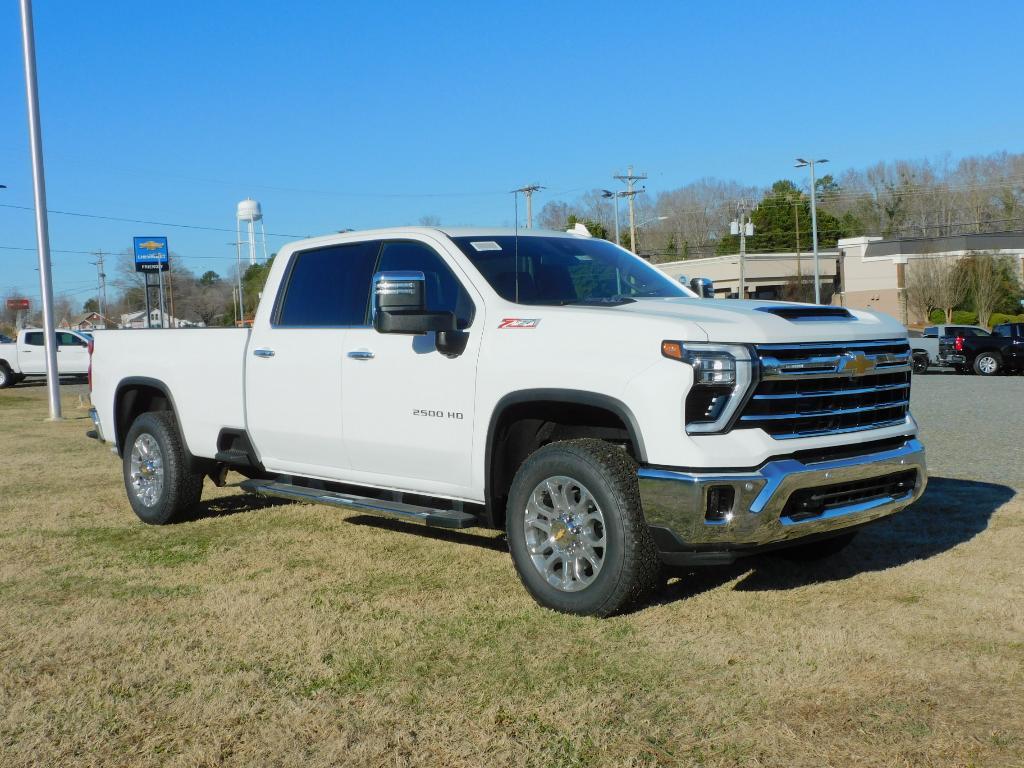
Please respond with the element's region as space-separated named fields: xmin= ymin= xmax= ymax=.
xmin=656 ymin=231 xmax=1024 ymax=326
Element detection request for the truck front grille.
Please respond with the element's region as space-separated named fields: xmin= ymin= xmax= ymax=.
xmin=738 ymin=340 xmax=912 ymax=439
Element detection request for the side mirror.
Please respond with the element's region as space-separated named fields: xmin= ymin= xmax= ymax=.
xmin=373 ymin=271 xmax=456 ymax=334
xmin=690 ymin=277 xmax=715 ymax=298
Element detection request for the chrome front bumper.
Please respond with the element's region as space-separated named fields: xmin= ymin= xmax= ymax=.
xmin=638 ymin=437 xmax=927 ymax=555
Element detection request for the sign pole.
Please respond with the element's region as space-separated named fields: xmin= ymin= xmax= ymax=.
xmin=19 ymin=0 xmax=60 ymax=420
xmin=144 ymin=273 xmax=152 ymax=328
xmin=158 ymin=268 xmax=166 ymax=328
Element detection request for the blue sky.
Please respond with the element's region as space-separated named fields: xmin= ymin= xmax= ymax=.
xmin=2 ymin=0 xmax=1022 ymax=305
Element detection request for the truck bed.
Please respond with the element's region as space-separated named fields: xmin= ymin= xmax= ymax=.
xmin=90 ymin=328 xmax=250 ymax=458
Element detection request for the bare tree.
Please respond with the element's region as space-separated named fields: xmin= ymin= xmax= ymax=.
xmin=905 ymin=257 xmax=940 ymax=324
xmin=968 ymin=252 xmax=1002 ymax=328
xmin=932 ymin=257 xmax=971 ymax=322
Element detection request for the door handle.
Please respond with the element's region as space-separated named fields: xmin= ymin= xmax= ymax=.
xmin=347 ymin=349 xmax=375 ymax=360
xmin=253 ymin=348 xmax=275 ymax=358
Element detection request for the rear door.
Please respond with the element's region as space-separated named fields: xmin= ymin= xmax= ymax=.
xmin=18 ymin=332 xmax=46 ymax=374
xmin=57 ymin=332 xmax=89 ymax=373
xmin=245 ymin=240 xmax=381 ymax=478
xmin=341 ymin=237 xmax=482 ymax=494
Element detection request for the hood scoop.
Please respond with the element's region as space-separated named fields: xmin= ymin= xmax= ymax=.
xmin=755 ymin=306 xmax=854 ymax=321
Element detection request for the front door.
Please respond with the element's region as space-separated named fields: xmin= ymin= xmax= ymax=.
xmin=341 ymin=238 xmax=482 ymax=496
xmin=57 ymin=332 xmax=90 ymax=374
xmin=245 ymin=239 xmax=381 ymax=479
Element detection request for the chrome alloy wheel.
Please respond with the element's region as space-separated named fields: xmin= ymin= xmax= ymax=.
xmin=129 ymin=433 xmax=165 ymax=507
xmin=978 ymin=355 xmax=998 ymax=374
xmin=524 ymin=475 xmax=607 ymax=592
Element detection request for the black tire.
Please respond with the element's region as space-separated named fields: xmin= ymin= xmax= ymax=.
xmin=776 ymin=531 xmax=857 ymax=561
xmin=973 ymin=352 xmax=1001 ymax=376
xmin=912 ymin=354 xmax=929 ymax=374
xmin=505 ymin=439 xmax=659 ymax=617
xmin=0 ymin=362 xmax=14 ymax=389
xmin=122 ymin=411 xmax=204 ymax=525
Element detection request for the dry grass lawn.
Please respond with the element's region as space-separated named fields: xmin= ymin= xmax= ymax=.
xmin=1 ymin=384 xmax=1022 ymax=767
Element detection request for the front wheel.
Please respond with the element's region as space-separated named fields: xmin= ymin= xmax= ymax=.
xmin=506 ymin=439 xmax=659 ymax=617
xmin=122 ymin=411 xmax=204 ymax=524
xmin=0 ymin=363 xmax=14 ymax=389
xmin=973 ymin=353 xmax=1001 ymax=376
xmin=912 ymin=354 xmax=929 ymax=374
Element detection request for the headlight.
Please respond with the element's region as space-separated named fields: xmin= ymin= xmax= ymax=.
xmin=662 ymin=341 xmax=756 ymax=434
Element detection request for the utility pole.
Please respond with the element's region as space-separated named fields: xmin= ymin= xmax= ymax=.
xmin=731 ymin=201 xmax=754 ymax=299
xmin=614 ymin=166 xmax=647 ymax=253
xmin=513 ymin=185 xmax=543 ymax=228
xmin=19 ymin=0 xmax=60 ymax=419
xmin=796 ymin=157 xmax=829 ymax=304
xmin=794 ymin=202 xmax=802 ymax=288
xmin=92 ymin=249 xmax=108 ymax=321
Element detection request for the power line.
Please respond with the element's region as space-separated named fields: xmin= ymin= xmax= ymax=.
xmin=0 ymin=202 xmax=308 ymax=238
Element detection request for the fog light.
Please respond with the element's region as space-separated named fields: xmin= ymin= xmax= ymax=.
xmin=705 ymin=485 xmax=735 ymax=522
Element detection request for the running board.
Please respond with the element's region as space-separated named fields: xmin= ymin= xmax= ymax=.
xmin=239 ymin=479 xmax=478 ymax=529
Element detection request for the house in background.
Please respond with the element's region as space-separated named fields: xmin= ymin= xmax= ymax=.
xmin=119 ymin=309 xmax=205 ymax=329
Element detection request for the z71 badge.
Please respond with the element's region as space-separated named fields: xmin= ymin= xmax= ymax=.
xmin=498 ymin=318 xmax=541 ymax=329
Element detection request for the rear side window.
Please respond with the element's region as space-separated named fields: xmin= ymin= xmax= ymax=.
xmin=24 ymin=332 xmax=43 ymax=346
xmin=993 ymin=325 xmax=1009 ymax=337
xmin=963 ymin=327 xmax=989 ymax=337
xmin=923 ymin=326 xmax=937 ymax=337
xmin=276 ymin=241 xmax=381 ymax=327
xmin=58 ymin=332 xmax=86 ymax=346
xmin=378 ymin=241 xmax=476 ymax=328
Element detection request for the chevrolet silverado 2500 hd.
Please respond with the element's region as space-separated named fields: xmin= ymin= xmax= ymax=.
xmin=89 ymin=227 xmax=927 ymax=616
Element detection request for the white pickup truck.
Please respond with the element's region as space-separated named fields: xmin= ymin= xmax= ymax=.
xmin=89 ymin=227 xmax=927 ymax=615
xmin=0 ymin=328 xmax=92 ymax=388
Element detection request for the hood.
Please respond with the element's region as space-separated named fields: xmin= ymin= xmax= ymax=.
xmin=587 ymin=297 xmax=908 ymax=343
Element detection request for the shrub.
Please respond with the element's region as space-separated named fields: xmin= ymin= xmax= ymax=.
xmin=928 ymin=309 xmax=945 ymax=324
xmin=951 ymin=310 xmax=978 ymax=325
xmin=987 ymin=313 xmax=1024 ymax=328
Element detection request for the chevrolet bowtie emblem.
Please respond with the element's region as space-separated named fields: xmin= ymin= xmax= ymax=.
xmin=839 ymin=352 xmax=876 ymax=376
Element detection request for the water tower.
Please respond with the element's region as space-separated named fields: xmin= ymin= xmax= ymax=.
xmin=236 ymin=198 xmax=268 ymax=266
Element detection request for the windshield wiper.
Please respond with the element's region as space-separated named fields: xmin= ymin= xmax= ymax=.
xmin=564 ymin=296 xmax=637 ymax=306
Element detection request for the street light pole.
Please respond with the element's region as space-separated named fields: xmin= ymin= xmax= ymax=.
xmin=601 ymin=190 xmax=622 ymax=246
xmin=19 ymin=0 xmax=60 ymax=420
xmin=796 ymin=157 xmax=828 ymax=304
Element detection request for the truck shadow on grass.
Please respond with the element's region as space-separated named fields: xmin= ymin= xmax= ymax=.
xmin=172 ymin=493 xmax=295 ymax=524
xmin=728 ymin=475 xmax=1014 ymax=592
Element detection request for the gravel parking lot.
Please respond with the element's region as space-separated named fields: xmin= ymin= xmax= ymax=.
xmin=911 ymin=372 xmax=1024 ymax=489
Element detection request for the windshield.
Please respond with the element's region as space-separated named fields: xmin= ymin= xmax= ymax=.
xmin=451 ymin=235 xmax=690 ymax=305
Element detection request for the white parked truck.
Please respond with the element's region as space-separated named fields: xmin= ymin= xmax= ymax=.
xmin=88 ymin=227 xmax=927 ymax=615
xmin=0 ymin=328 xmax=92 ymax=388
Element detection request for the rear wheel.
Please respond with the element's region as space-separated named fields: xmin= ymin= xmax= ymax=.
xmin=122 ymin=411 xmax=204 ymax=524
xmin=973 ymin=353 xmax=1001 ymax=376
xmin=912 ymin=354 xmax=929 ymax=374
xmin=506 ymin=439 xmax=659 ymax=617
xmin=0 ymin=363 xmax=14 ymax=389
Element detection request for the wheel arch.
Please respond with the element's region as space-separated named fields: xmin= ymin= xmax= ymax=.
xmin=113 ymin=376 xmax=184 ymax=458
xmin=483 ymin=389 xmax=646 ymax=529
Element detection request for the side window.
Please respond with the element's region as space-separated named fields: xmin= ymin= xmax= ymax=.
xmin=993 ymin=326 xmax=1008 ymax=338
xmin=24 ymin=332 xmax=43 ymax=346
xmin=923 ymin=326 xmax=937 ymax=338
xmin=277 ymin=241 xmax=380 ymax=327
xmin=378 ymin=241 xmax=476 ymax=329
xmin=58 ymin=332 xmax=85 ymax=346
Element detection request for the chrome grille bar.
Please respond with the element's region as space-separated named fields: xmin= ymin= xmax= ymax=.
xmin=752 ymin=382 xmax=910 ymax=401
xmin=739 ymin=399 xmax=910 ymax=422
